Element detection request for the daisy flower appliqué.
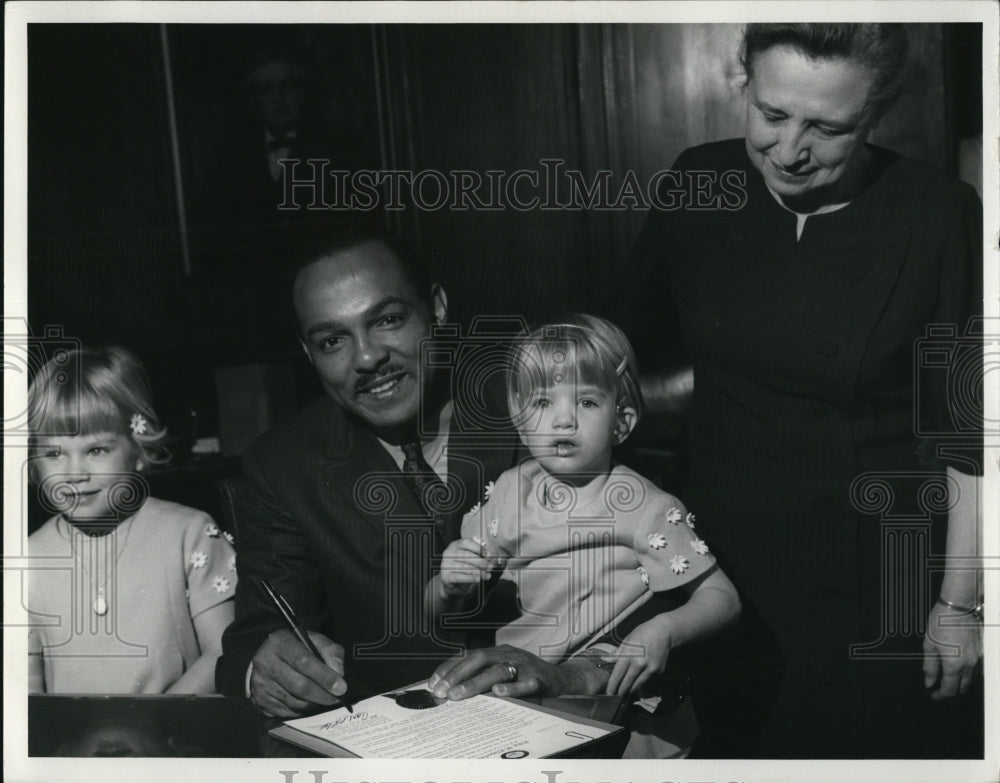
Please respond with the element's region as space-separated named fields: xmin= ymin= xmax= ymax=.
xmin=487 ymin=518 xmax=499 ymax=538
xmin=636 ymin=566 xmax=650 ymax=586
xmin=223 ymin=530 xmax=235 ymax=545
xmin=670 ymin=555 xmax=690 ymax=575
xmin=212 ymin=575 xmax=232 ymax=594
xmin=190 ymin=551 xmax=207 ymax=569
xmin=647 ymin=532 xmax=668 ymax=550
xmin=691 ymin=538 xmax=710 ymax=556
xmin=484 ymin=481 xmax=495 ymax=500
xmin=205 ymin=523 xmax=220 ymax=538
xmin=666 ymin=507 xmax=683 ymax=525
xmin=130 ymin=414 xmax=148 ymax=435
xmin=685 ymin=512 xmax=696 ymax=529
xmin=469 ymin=501 xmax=482 ymax=514
xmin=227 ymin=554 xmax=237 ymax=572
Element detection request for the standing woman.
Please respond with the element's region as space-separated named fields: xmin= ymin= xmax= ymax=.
xmin=620 ymin=24 xmax=983 ymax=758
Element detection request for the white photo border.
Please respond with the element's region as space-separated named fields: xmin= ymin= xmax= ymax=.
xmin=5 ymin=2 xmax=998 ymax=783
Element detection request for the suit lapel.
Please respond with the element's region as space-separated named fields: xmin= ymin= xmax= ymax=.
xmin=322 ymin=414 xmax=425 ymax=536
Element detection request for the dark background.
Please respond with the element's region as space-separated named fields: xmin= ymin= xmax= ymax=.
xmin=26 ymin=22 xmax=983 ymax=465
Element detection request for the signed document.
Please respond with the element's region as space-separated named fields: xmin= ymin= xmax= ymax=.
xmin=270 ymin=684 xmax=622 ymax=759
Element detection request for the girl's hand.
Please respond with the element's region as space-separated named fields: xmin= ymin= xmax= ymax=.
xmin=604 ymin=617 xmax=674 ymax=696
xmin=439 ymin=537 xmax=492 ymax=598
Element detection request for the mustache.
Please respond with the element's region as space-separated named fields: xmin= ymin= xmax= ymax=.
xmin=353 ymin=364 xmax=405 ymax=393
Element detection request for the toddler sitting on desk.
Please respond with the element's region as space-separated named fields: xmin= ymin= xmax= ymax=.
xmin=426 ymin=315 xmax=741 ymax=757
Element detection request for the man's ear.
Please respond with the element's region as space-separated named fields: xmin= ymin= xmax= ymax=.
xmin=614 ymin=405 xmax=638 ymax=445
xmin=299 ymin=339 xmax=315 ymax=366
xmin=430 ymin=284 xmax=448 ymax=326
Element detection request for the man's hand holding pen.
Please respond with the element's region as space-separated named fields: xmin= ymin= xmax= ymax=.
xmin=251 ymin=577 xmax=354 ymax=718
xmin=249 ymin=628 xmax=350 ymax=718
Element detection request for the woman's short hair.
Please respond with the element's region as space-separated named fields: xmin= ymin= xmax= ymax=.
xmin=28 ymin=345 xmax=168 ymax=467
xmin=506 ymin=313 xmax=643 ymax=429
xmin=740 ymin=23 xmax=910 ymax=120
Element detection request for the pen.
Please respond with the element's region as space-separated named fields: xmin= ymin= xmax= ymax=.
xmin=259 ymin=576 xmax=354 ymax=713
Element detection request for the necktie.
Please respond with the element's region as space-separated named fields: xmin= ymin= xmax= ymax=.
xmin=400 ymin=440 xmax=449 ymax=536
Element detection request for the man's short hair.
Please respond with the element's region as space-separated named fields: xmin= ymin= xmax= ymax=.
xmin=291 ymin=233 xmax=434 ymax=333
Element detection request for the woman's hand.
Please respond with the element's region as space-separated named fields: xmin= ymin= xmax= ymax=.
xmin=429 ymin=645 xmax=605 ymax=700
xmin=924 ymin=470 xmax=984 ymax=700
xmin=922 ymin=603 xmax=982 ymax=700
xmin=439 ymin=537 xmax=492 ymax=599
xmin=604 ymin=617 xmax=674 ymax=696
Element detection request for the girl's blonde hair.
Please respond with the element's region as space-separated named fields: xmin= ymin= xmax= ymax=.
xmin=506 ymin=314 xmax=643 ymax=429
xmin=28 ymin=346 xmax=169 ymax=468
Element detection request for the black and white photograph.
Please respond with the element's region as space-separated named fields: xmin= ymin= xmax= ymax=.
xmin=4 ymin=2 xmax=998 ymax=782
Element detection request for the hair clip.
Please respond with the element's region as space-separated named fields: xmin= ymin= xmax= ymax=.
xmin=130 ymin=414 xmax=148 ymax=436
xmin=615 ymin=357 xmax=628 ymax=376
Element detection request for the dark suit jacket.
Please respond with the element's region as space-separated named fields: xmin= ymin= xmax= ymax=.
xmin=216 ymin=381 xmax=522 ymax=699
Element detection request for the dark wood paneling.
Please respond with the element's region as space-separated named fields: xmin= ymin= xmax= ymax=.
xmin=871 ymin=24 xmax=948 ymax=168
xmin=26 ymin=22 xmax=973 ymax=450
xmin=28 ymin=24 xmax=182 ymax=346
xmin=379 ymin=24 xmax=594 ymax=327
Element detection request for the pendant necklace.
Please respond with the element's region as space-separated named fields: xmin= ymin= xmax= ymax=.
xmin=60 ymin=515 xmax=135 ymax=616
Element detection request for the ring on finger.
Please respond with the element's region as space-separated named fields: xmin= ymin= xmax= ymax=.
xmin=500 ymin=661 xmax=519 ymax=683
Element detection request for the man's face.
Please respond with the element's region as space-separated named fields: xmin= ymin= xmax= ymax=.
xmin=247 ymin=59 xmax=304 ymax=132
xmin=295 ymin=242 xmax=445 ymax=438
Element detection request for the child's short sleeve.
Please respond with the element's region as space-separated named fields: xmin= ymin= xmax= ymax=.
xmin=182 ymin=514 xmax=238 ymax=619
xmin=633 ymin=494 xmax=715 ymax=592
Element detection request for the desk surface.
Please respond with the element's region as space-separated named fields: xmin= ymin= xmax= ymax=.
xmin=29 ymin=694 xmax=262 ymax=757
xmin=29 ymin=693 xmax=627 ymax=759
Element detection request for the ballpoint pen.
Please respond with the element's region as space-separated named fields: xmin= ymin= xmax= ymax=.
xmin=259 ymin=576 xmax=354 ymax=713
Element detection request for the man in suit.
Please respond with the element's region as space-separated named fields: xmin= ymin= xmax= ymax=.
xmin=215 ymin=235 xmax=522 ymax=716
